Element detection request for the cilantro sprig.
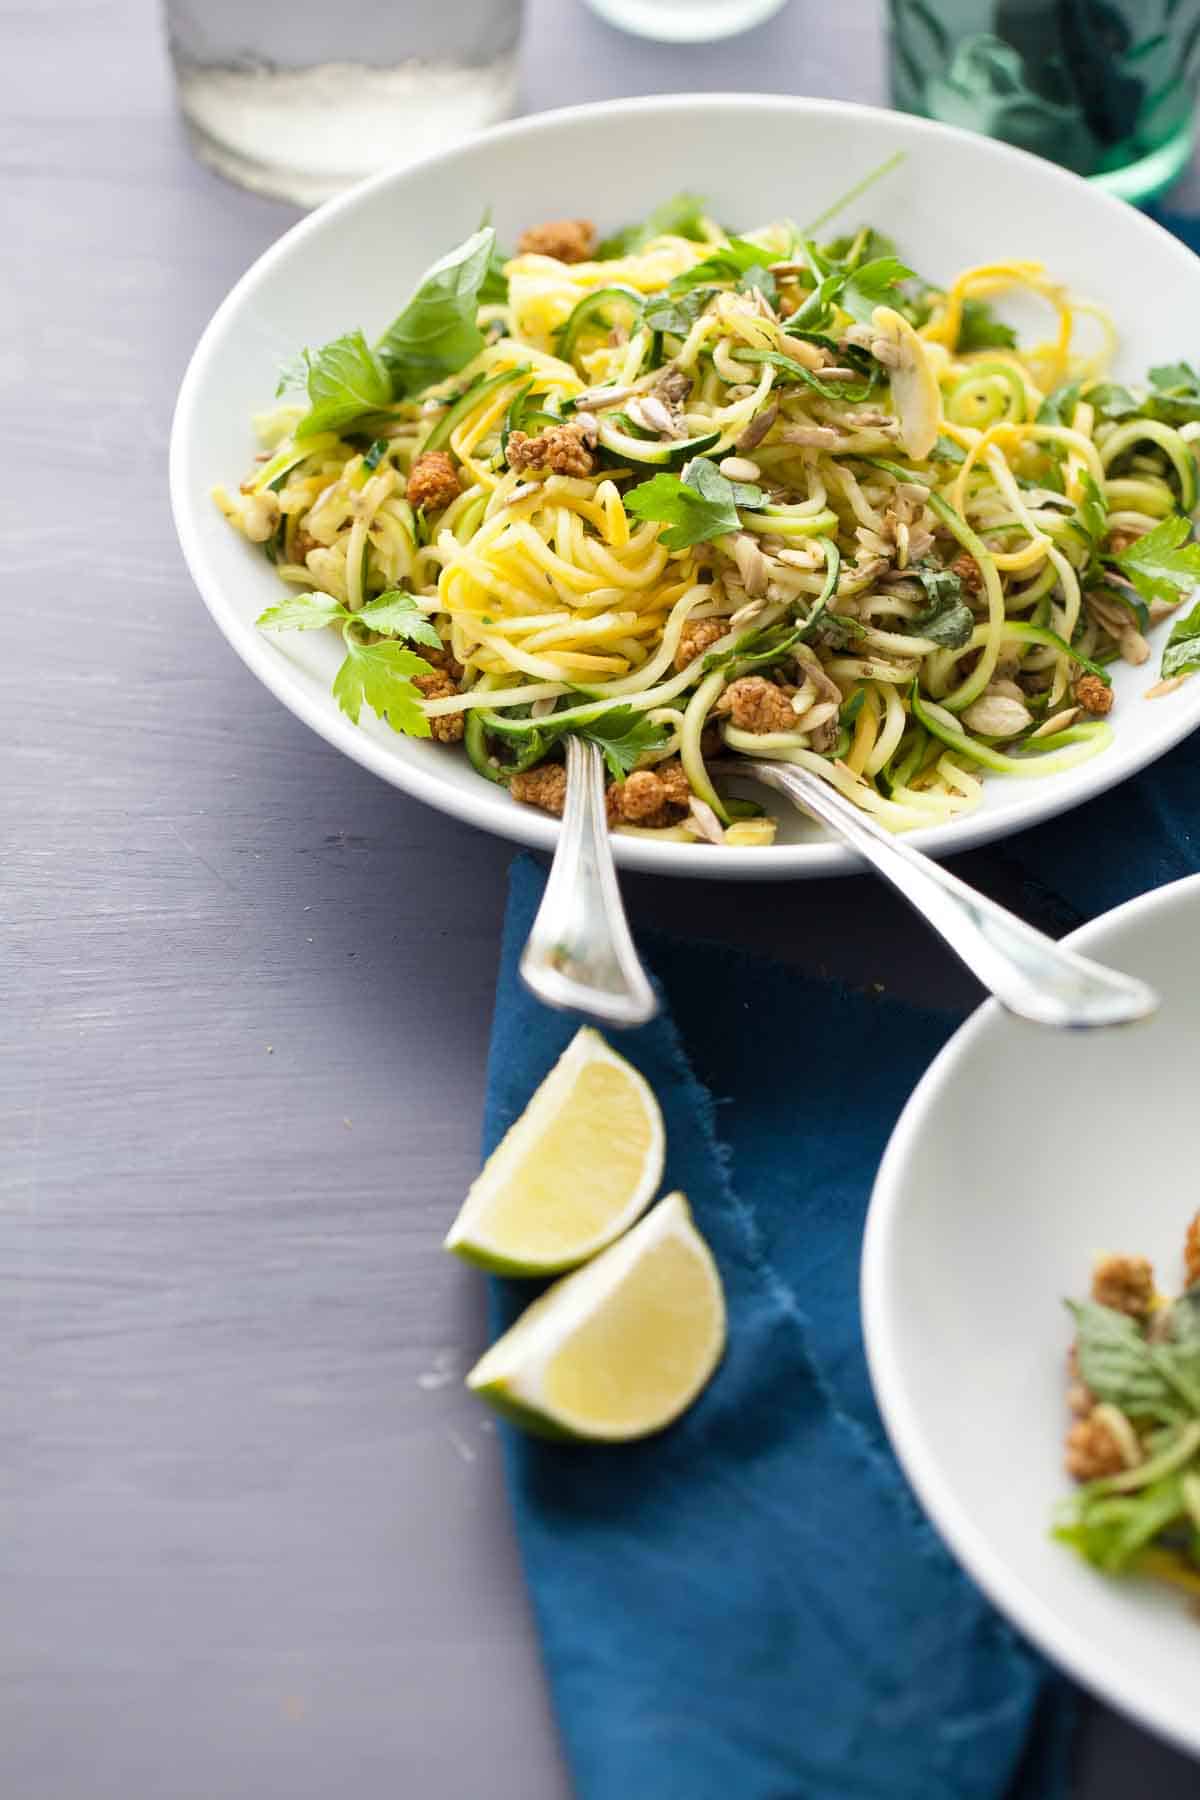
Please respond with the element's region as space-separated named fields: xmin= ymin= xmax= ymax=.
xmin=624 ymin=457 xmax=764 ymax=550
xmin=258 ymin=589 xmax=443 ymax=738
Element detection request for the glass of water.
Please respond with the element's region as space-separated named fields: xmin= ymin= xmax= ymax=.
xmin=165 ymin=0 xmax=524 ymax=208
xmin=888 ymin=0 xmax=1200 ymax=203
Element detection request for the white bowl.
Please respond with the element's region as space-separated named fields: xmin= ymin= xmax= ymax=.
xmin=862 ymin=873 xmax=1200 ymax=1758
xmin=171 ymin=95 xmax=1200 ymax=880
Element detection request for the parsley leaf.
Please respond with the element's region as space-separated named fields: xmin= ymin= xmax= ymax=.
xmin=356 ymin=590 xmax=443 ymax=647
xmin=332 ymin=635 xmax=432 ymax=736
xmin=1160 ymin=598 xmax=1200 ymax=679
xmin=840 ymin=255 xmax=915 ymax=324
xmin=377 ymin=227 xmax=494 ymax=395
xmin=1146 ymin=360 xmax=1200 ymax=425
xmin=257 ymin=593 xmax=349 ymax=632
xmin=1085 ymin=382 xmax=1141 ymax=421
xmin=737 ymin=264 xmax=778 ymax=306
xmin=295 ymin=331 xmax=392 ymax=439
xmin=1036 ymin=380 xmax=1083 ymax=427
xmin=1109 ymin=514 xmax=1200 ymax=605
xmin=669 ymin=237 xmax=775 ymax=296
xmin=597 ymin=191 xmax=711 ymax=260
xmin=955 ymin=297 xmax=1017 ymax=352
xmin=906 ymin=567 xmax=975 ymax=647
xmin=625 ymin=457 xmax=763 ymax=550
xmin=574 ymin=707 xmax=672 ymax=780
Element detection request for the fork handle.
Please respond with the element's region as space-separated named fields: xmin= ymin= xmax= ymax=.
xmin=722 ymin=759 xmax=1157 ymax=1029
xmin=519 ymin=737 xmax=658 ymax=1028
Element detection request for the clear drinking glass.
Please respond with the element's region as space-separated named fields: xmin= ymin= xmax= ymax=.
xmin=888 ymin=0 xmax=1200 ymax=202
xmin=165 ymin=0 xmax=523 ymax=208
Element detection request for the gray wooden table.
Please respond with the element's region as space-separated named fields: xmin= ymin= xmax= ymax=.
xmin=4 ymin=2 xmax=1198 ymax=1794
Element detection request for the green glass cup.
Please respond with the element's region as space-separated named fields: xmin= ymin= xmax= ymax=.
xmin=889 ymin=1 xmax=1200 ymax=201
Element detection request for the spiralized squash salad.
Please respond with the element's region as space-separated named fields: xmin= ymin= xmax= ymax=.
xmin=217 ymin=182 xmax=1200 ymax=847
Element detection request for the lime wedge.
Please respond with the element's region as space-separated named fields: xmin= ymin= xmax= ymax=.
xmin=466 ymin=1192 xmax=726 ymax=1441
xmin=444 ymin=1027 xmax=665 ymax=1276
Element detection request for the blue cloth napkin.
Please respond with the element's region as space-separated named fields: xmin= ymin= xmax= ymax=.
xmin=478 ymin=206 xmax=1200 ymax=1800
xmin=485 ymin=860 xmax=1078 ymax=1800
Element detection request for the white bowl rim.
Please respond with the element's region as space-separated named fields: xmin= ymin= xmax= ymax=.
xmin=170 ymin=92 xmax=1200 ymax=881
xmin=861 ymin=869 xmax=1200 ymax=1758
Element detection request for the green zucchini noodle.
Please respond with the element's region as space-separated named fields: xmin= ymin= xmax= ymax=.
xmin=216 ymin=202 xmax=1200 ymax=849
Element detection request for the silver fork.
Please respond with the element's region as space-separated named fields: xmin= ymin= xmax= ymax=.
xmin=712 ymin=758 xmax=1158 ymax=1029
xmin=519 ymin=736 xmax=658 ymax=1027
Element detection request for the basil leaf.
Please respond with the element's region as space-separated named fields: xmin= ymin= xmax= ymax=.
xmin=295 ymin=331 xmax=392 ymax=439
xmin=1069 ymin=1301 xmax=1180 ymax=1421
xmin=377 ymin=227 xmax=494 ymax=395
xmin=907 ymin=566 xmax=975 ymax=647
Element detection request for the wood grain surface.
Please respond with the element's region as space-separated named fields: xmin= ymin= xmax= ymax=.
xmin=2 ymin=2 xmax=1196 ymax=1794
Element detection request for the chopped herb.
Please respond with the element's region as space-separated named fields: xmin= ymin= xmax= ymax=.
xmin=596 ymin=191 xmax=711 ymax=260
xmin=955 ymin=297 xmax=1017 ymax=352
xmin=624 ymin=457 xmax=763 ymax=550
xmin=1036 ymin=380 xmax=1083 ymax=428
xmin=738 ymin=345 xmax=877 ymax=402
xmin=363 ymin=438 xmax=389 ymax=471
xmin=642 ymin=286 xmax=715 ymax=338
xmin=930 ymin=434 xmax=966 ymax=465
